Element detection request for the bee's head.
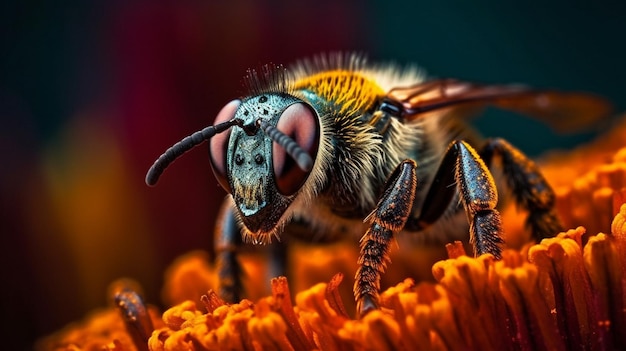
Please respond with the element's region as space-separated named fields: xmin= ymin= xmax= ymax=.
xmin=146 ymin=93 xmax=320 ymax=243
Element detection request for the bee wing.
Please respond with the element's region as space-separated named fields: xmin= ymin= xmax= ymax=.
xmin=385 ymin=79 xmax=612 ymax=132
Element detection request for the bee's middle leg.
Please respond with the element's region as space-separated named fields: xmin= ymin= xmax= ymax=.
xmin=479 ymin=138 xmax=563 ymax=241
xmin=408 ymin=140 xmax=505 ymax=259
xmin=354 ymin=159 xmax=417 ymax=317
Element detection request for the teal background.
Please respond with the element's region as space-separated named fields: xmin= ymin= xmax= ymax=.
xmin=1 ymin=1 xmax=624 ymax=349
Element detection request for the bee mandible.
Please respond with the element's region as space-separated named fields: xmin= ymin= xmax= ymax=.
xmin=145 ymin=53 xmax=611 ymax=316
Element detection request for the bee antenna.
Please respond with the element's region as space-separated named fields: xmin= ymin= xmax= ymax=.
xmin=145 ymin=119 xmax=242 ymax=186
xmin=256 ymin=119 xmax=314 ymax=172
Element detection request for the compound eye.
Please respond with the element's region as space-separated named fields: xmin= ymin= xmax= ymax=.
xmin=209 ymin=99 xmax=241 ymax=192
xmin=273 ymin=103 xmax=319 ymax=195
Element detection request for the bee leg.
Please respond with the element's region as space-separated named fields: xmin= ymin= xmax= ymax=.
xmin=268 ymin=239 xmax=288 ymax=280
xmin=113 ymin=286 xmax=153 ymax=351
xmin=215 ymin=199 xmax=245 ymax=303
xmin=411 ymin=140 xmax=505 ymax=258
xmin=453 ymin=140 xmax=505 ymax=258
xmin=479 ymin=138 xmax=563 ymax=241
xmin=355 ymin=160 xmax=417 ymax=317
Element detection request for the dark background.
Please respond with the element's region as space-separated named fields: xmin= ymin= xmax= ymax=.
xmin=2 ymin=1 xmax=625 ymax=349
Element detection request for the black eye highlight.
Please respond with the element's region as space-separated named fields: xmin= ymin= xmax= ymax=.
xmin=235 ymin=154 xmax=244 ymax=165
xmin=255 ymin=154 xmax=265 ymax=165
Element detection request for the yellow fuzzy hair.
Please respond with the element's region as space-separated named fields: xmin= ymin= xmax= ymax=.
xmin=293 ymin=70 xmax=385 ymax=116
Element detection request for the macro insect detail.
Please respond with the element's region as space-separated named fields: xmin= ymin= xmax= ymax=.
xmin=145 ymin=53 xmax=610 ymax=316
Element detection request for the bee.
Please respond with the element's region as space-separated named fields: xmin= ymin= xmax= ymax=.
xmin=145 ymin=53 xmax=611 ymax=316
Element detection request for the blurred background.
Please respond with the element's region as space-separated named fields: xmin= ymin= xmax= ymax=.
xmin=2 ymin=0 xmax=625 ymax=349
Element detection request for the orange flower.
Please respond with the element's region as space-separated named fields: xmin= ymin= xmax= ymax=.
xmin=37 ymin=216 xmax=626 ymax=351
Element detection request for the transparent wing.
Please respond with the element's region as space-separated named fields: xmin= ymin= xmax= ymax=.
xmin=383 ymin=79 xmax=612 ymax=132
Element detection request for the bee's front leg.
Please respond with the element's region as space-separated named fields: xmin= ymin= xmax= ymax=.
xmin=214 ymin=199 xmax=245 ymax=303
xmin=215 ymin=199 xmax=288 ymax=303
xmin=354 ymin=160 xmax=417 ymax=317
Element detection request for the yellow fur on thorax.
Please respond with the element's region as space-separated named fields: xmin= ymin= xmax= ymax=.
xmin=293 ymin=70 xmax=385 ymax=115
